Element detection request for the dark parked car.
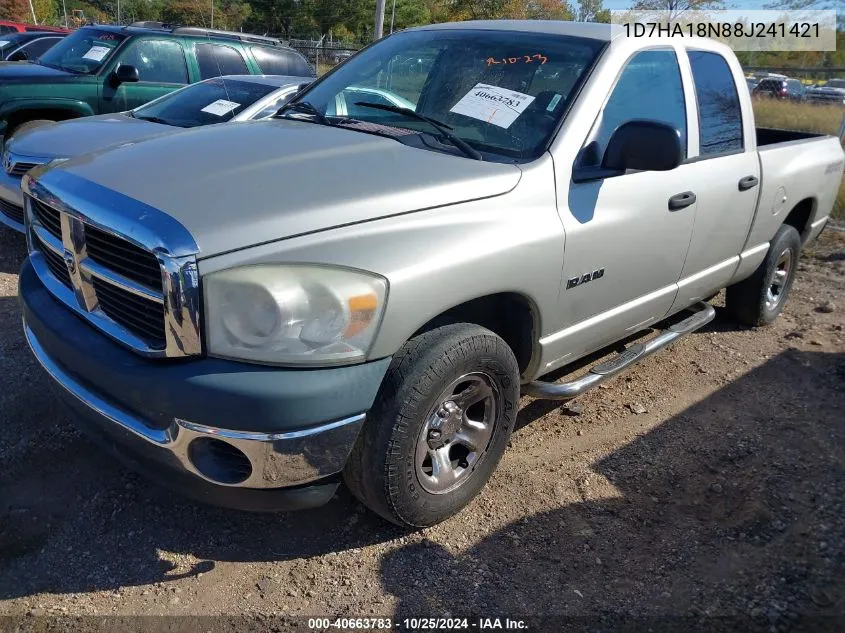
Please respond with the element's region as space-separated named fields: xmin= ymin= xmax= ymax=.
xmin=752 ymin=77 xmax=805 ymax=101
xmin=0 ymin=22 xmax=315 ymax=141
xmin=0 ymin=31 xmax=66 ymax=62
xmin=805 ymin=78 xmax=845 ymax=106
xmin=745 ymin=77 xmax=758 ymax=92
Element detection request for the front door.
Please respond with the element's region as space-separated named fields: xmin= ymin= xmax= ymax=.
xmin=100 ymin=38 xmax=189 ymax=113
xmin=544 ymin=48 xmax=702 ymax=370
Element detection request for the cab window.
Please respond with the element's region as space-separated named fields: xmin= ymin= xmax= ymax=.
xmin=251 ymin=46 xmax=313 ymax=77
xmin=583 ymin=49 xmax=687 ymax=166
xmin=196 ymin=43 xmax=248 ymax=79
xmin=688 ymin=50 xmax=743 ymax=156
xmin=117 ymin=39 xmax=188 ymax=84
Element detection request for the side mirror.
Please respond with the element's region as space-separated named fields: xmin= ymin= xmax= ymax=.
xmin=110 ymin=64 xmax=140 ymax=88
xmin=602 ymin=120 xmax=683 ymax=172
xmin=7 ymin=50 xmax=28 ymax=62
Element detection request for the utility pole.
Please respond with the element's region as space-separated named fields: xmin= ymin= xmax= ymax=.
xmin=374 ymin=0 xmax=385 ymax=41
xmin=62 ymin=0 xmax=68 ymax=29
xmin=211 ymin=0 xmax=214 ymax=28
xmin=28 ymin=0 xmax=37 ymax=24
xmin=390 ymin=0 xmax=396 ymax=34
xmin=117 ymin=0 xmax=121 ymax=24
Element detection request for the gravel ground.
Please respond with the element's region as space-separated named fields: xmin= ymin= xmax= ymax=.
xmin=0 ymin=225 xmax=843 ymax=630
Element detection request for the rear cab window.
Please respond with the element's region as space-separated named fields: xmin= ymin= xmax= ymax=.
xmin=196 ymin=43 xmax=249 ymax=79
xmin=250 ymin=46 xmax=313 ymax=77
xmin=687 ymin=50 xmax=743 ymax=156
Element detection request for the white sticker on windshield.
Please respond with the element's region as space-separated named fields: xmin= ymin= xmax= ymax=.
xmin=82 ymin=45 xmax=111 ymax=62
xmin=0 ymin=41 xmax=10 ymax=48
xmin=449 ymin=83 xmax=535 ymax=129
xmin=201 ymin=99 xmax=241 ymax=116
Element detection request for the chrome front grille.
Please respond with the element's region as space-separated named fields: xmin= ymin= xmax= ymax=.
xmin=31 ymin=198 xmax=62 ymax=240
xmin=92 ymin=278 xmax=166 ymax=344
xmin=3 ymin=150 xmax=48 ymax=178
xmin=0 ymin=198 xmax=24 ymax=225
xmin=9 ymin=161 xmax=42 ymax=177
xmin=85 ymin=224 xmax=164 ymax=291
xmin=23 ymin=174 xmax=201 ymax=359
xmin=35 ymin=232 xmax=72 ymax=287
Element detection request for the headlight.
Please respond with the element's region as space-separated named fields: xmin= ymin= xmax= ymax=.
xmin=204 ymin=265 xmax=388 ymax=366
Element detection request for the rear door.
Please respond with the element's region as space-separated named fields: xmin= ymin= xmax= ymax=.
xmin=670 ymin=48 xmax=760 ymax=310
xmin=100 ymin=38 xmax=190 ymax=112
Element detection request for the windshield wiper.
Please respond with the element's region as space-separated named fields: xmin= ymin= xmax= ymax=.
xmin=132 ymin=115 xmax=172 ymax=126
xmin=353 ymin=101 xmax=481 ymax=160
xmin=275 ymin=100 xmax=330 ymax=125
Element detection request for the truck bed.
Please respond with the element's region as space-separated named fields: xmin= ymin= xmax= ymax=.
xmin=756 ymin=127 xmax=828 ymax=148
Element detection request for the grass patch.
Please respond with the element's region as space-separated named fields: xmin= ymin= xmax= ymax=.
xmin=753 ymin=100 xmax=845 ymax=221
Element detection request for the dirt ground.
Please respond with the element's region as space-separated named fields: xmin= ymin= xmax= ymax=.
xmin=0 ymin=224 xmax=843 ymax=631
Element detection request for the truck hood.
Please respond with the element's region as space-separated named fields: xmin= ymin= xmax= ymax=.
xmin=8 ymin=113 xmax=172 ymax=160
xmin=0 ymin=61 xmax=76 ymax=82
xmin=50 ymin=119 xmax=523 ymax=257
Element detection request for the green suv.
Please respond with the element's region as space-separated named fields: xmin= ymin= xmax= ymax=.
xmin=0 ymin=22 xmax=314 ymax=140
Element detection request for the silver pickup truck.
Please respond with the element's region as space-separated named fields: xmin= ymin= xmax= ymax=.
xmin=18 ymin=21 xmax=844 ymax=528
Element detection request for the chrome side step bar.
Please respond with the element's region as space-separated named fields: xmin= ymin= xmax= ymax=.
xmin=522 ymin=301 xmax=716 ymax=401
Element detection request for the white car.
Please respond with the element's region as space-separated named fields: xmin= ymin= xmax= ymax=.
xmin=0 ymin=74 xmax=311 ymax=232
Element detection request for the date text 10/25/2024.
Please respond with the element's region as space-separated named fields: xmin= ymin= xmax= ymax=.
xmin=307 ymin=617 xmax=529 ymax=630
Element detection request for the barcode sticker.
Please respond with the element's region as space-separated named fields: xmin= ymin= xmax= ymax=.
xmin=82 ymin=46 xmax=111 ymax=62
xmin=449 ymin=83 xmax=535 ymax=129
xmin=201 ymin=99 xmax=241 ymax=116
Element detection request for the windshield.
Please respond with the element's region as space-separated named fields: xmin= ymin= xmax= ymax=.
xmin=824 ymin=79 xmax=845 ymax=89
xmin=294 ymin=29 xmax=603 ymax=161
xmin=133 ymin=77 xmax=281 ymax=127
xmin=38 ymin=28 xmax=125 ymax=74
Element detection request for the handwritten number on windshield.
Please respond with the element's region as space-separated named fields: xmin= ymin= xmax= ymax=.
xmin=486 ymin=54 xmax=548 ymax=67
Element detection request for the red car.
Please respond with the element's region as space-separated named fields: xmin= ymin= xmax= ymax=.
xmin=0 ymin=20 xmax=69 ymax=34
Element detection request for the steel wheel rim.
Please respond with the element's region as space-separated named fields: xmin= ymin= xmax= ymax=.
xmin=415 ymin=372 xmax=499 ymax=495
xmin=765 ymin=248 xmax=793 ymax=311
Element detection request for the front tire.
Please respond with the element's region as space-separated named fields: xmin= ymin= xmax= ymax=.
xmin=344 ymin=323 xmax=520 ymax=528
xmin=725 ymin=223 xmax=801 ymax=326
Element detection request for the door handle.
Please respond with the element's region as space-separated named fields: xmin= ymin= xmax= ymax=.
xmin=668 ymin=191 xmax=696 ymax=211
xmin=738 ymin=175 xmax=759 ymax=191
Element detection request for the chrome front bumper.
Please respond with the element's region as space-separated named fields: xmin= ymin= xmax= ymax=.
xmin=25 ymin=323 xmax=366 ymax=490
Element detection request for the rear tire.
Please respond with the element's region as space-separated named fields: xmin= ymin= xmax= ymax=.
xmin=725 ymin=223 xmax=801 ymax=326
xmin=343 ymin=323 xmax=520 ymax=528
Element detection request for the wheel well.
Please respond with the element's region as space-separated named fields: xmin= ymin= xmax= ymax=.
xmin=412 ymin=293 xmax=537 ymax=374
xmin=5 ymin=109 xmax=78 ymax=135
xmin=783 ymin=198 xmax=814 ymax=242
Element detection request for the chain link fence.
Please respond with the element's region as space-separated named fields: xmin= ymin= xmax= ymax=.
xmin=286 ymin=43 xmax=361 ymax=75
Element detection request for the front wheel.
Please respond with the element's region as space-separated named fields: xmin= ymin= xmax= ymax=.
xmin=725 ymin=223 xmax=801 ymax=326
xmin=344 ymin=323 xmax=520 ymax=528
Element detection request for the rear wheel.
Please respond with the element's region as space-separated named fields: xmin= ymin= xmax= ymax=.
xmin=725 ymin=223 xmax=801 ymax=326
xmin=344 ymin=323 xmax=520 ymax=528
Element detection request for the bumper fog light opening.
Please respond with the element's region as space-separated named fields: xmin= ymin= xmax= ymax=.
xmin=187 ymin=437 xmax=253 ymax=485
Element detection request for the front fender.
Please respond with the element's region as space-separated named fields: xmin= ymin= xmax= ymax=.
xmin=0 ymin=98 xmax=95 ymax=122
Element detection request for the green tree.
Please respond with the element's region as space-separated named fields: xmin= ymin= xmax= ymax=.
xmin=631 ymin=0 xmax=724 ymax=19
